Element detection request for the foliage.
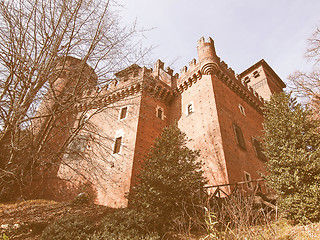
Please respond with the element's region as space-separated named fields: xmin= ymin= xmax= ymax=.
xmin=91 ymin=208 xmax=160 ymax=240
xmin=41 ymin=214 xmax=97 ymax=240
xmin=263 ymin=92 xmax=320 ymax=223
xmin=128 ymin=124 xmax=207 ymax=233
xmin=289 ymin=26 xmax=320 ymax=112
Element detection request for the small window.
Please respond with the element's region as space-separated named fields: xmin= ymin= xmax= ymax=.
xmin=252 ymin=138 xmax=266 ymax=161
xmin=157 ymin=108 xmax=163 ymax=119
xmin=156 ymin=106 xmax=164 ymax=120
xmin=119 ymin=107 xmax=128 ymax=120
xmin=233 ymin=124 xmax=246 ymax=150
xmin=243 ymin=76 xmax=250 ymax=84
xmin=253 ymin=70 xmax=260 ymax=78
xmin=186 ymin=102 xmax=194 ymax=116
xmin=238 ymin=104 xmax=245 ymax=115
xmin=113 ymin=136 xmax=122 ymax=154
xmin=244 ymin=171 xmax=253 ymax=190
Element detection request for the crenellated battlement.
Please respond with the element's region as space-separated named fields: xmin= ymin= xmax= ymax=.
xmin=219 ymin=61 xmax=236 ymax=79
xmin=77 ymin=37 xmax=276 ymax=115
xmin=197 ymin=37 xmax=220 ymax=75
xmin=152 ymin=59 xmax=179 ymax=87
xmin=76 ymin=61 xmax=176 ymax=111
xmin=197 ymin=36 xmax=215 ymax=49
xmin=173 ymin=37 xmax=266 ymax=113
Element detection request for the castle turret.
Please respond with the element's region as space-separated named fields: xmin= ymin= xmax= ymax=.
xmin=152 ymin=59 xmax=174 ymax=87
xmin=197 ymin=37 xmax=220 ymax=75
xmin=34 ymin=56 xmax=97 ymax=152
xmin=239 ymin=59 xmax=285 ymax=100
xmin=28 ymin=56 xmax=98 ymax=199
xmin=51 ymin=56 xmax=97 ymax=99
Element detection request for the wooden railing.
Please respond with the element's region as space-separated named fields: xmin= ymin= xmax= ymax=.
xmin=204 ymin=179 xmax=266 ymax=198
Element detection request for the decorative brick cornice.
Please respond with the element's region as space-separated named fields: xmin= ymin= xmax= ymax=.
xmin=175 ymin=70 xmax=202 ymax=95
xmin=174 ymin=60 xmax=264 ymax=114
xmin=76 ymin=56 xmax=266 ymax=114
xmin=75 ymin=74 xmax=176 ymax=111
xmin=142 ymin=81 xmax=174 ymax=104
xmin=215 ymin=69 xmax=264 ymax=114
xmin=75 ymin=81 xmax=143 ymax=111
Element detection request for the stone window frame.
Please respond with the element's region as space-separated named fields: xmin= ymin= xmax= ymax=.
xmin=244 ymin=171 xmax=253 ymax=190
xmin=233 ymin=123 xmax=246 ymax=150
xmin=156 ymin=106 xmax=164 ymax=120
xmin=119 ymin=106 xmax=128 ymax=120
xmin=186 ymin=101 xmax=194 ymax=116
xmin=238 ymin=104 xmax=246 ymax=116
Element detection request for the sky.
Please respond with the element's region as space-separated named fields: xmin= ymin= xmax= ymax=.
xmin=117 ymin=0 xmax=320 ymax=87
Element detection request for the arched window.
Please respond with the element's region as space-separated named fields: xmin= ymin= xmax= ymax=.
xmin=156 ymin=106 xmax=164 ymax=120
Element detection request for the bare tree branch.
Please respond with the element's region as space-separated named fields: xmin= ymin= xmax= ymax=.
xmin=0 ymin=0 xmax=150 ymax=201
xmin=289 ymin=25 xmax=320 ymax=112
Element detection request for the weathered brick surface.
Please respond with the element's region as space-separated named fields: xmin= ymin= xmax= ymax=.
xmin=57 ymin=95 xmax=142 ymax=208
xmin=174 ymin=74 xmax=229 ymax=193
xmin=211 ymin=73 xmax=266 ymax=189
xmin=130 ymin=93 xmax=170 ymax=186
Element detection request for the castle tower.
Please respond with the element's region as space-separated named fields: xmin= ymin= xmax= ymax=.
xmin=197 ymin=37 xmax=220 ymax=75
xmin=239 ymin=59 xmax=285 ymax=100
xmin=172 ymin=38 xmax=230 ymax=193
xmin=34 ymin=56 xmax=97 ymax=150
xmin=32 ymin=57 xmax=97 ymax=198
xmin=173 ymin=37 xmax=284 ymax=195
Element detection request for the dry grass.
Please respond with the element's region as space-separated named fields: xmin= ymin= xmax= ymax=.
xmin=230 ymin=219 xmax=320 ymax=240
xmin=196 ymin=219 xmax=320 ymax=240
xmin=1 ymin=199 xmax=320 ymax=240
xmin=0 ymin=199 xmax=111 ymax=240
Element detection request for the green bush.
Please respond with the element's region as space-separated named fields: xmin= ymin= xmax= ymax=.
xmin=41 ymin=214 xmax=97 ymax=240
xmin=91 ymin=208 xmax=160 ymax=240
xmin=128 ymin=124 xmax=207 ymax=233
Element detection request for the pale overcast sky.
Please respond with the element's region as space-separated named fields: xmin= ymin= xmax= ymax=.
xmin=117 ymin=0 xmax=320 ymax=87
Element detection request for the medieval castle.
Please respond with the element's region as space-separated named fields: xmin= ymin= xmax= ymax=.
xmin=36 ymin=37 xmax=285 ymax=207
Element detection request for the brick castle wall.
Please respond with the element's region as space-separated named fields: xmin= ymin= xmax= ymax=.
xmin=34 ymin=37 xmax=285 ymax=206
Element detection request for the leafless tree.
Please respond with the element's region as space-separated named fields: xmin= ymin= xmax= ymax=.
xmin=289 ymin=26 xmax=320 ymax=111
xmin=0 ymin=0 xmax=150 ymax=201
